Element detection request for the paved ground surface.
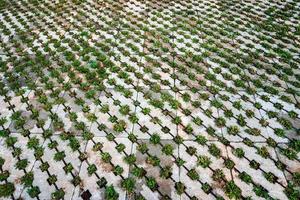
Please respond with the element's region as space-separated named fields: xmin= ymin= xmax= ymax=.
xmin=0 ymin=0 xmax=300 ymax=199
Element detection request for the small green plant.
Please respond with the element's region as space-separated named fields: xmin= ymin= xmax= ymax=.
xmin=249 ymin=160 xmax=260 ymax=170
xmin=175 ymin=182 xmax=186 ymax=195
xmin=113 ymin=120 xmax=127 ymax=133
xmin=0 ymin=182 xmax=15 ymax=197
xmin=162 ymin=144 xmax=174 ymax=155
xmin=186 ymin=146 xmax=197 ymax=156
xmin=113 ymin=165 xmax=123 ymax=175
xmin=146 ymin=155 xmax=160 ymax=166
xmin=187 ymin=168 xmax=199 ymax=180
xmin=239 ymin=171 xmax=252 ymax=184
xmin=215 ymin=117 xmax=226 ymax=127
xmin=184 ymin=124 xmax=194 ymax=134
xmin=160 ymin=166 xmax=172 ymax=179
xmin=47 ymin=175 xmax=57 ymax=185
xmin=137 ymin=143 xmax=148 ymax=154
xmin=225 ymin=181 xmax=241 ymax=199
xmin=237 ymin=114 xmax=246 ymax=126
xmin=0 ymin=170 xmax=9 ymax=181
xmin=212 ymin=169 xmax=225 ymax=182
xmin=54 ymin=151 xmax=66 ymax=161
xmin=87 ymin=164 xmax=97 ymax=176
xmin=115 ymin=143 xmax=125 ymax=153
xmin=119 ymin=105 xmax=130 ymax=115
xmin=105 ymin=185 xmax=119 ymax=200
xmin=208 ymin=144 xmax=221 ymax=158
xmin=121 ymin=178 xmax=136 ymax=193
xmin=150 ymin=134 xmax=161 ymax=145
xmin=224 ymin=159 xmax=235 ymax=169
xmin=284 ymin=182 xmax=300 ymax=200
xmin=124 ymin=154 xmax=136 ymax=165
xmin=264 ymin=172 xmax=277 ymax=183
xmin=202 ymin=182 xmax=212 ymax=194
xmin=15 ymin=159 xmax=28 ymax=170
xmin=27 ymin=186 xmax=41 ymax=198
xmin=131 ymin=167 xmax=146 ymax=178
xmin=146 ymin=177 xmax=158 ymax=190
xmin=227 ymin=126 xmax=239 ymax=135
xmin=195 ymin=135 xmax=207 ymax=145
xmin=101 ymin=152 xmax=112 ymax=163
xmin=257 ymin=146 xmax=269 ymax=158
xmin=63 ymin=163 xmax=73 ymax=174
xmin=233 ymin=148 xmax=245 ymax=158
xmin=292 ymin=172 xmax=300 ymax=186
xmin=197 ymin=155 xmax=211 ymax=168
xmin=253 ymin=185 xmax=269 ymax=198
xmin=21 ymin=172 xmax=34 ymax=187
